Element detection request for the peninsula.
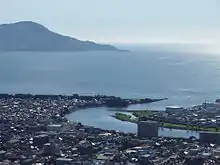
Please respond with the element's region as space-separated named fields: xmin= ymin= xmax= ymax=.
xmin=0 ymin=21 xmax=119 ymax=51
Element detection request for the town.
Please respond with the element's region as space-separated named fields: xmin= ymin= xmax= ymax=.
xmin=113 ymin=100 xmax=220 ymax=132
xmin=1 ymin=94 xmax=220 ymax=164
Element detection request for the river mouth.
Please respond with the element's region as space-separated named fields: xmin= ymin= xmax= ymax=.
xmin=66 ymin=104 xmax=199 ymax=139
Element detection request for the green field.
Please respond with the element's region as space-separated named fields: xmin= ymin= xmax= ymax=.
xmin=132 ymin=110 xmax=153 ymax=118
xmin=160 ymin=122 xmax=218 ymax=132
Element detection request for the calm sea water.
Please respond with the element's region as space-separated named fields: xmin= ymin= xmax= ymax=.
xmin=1 ymin=46 xmax=220 ymax=137
xmin=1 ymin=49 xmax=220 ymax=107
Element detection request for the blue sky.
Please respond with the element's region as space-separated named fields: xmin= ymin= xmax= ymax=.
xmin=1 ymin=0 xmax=220 ymax=44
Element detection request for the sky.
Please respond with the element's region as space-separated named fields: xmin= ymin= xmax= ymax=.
xmin=1 ymin=0 xmax=220 ymax=44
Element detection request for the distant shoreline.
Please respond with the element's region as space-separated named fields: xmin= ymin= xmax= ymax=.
xmin=0 ymin=21 xmax=123 ymax=52
xmin=0 ymin=49 xmax=129 ymax=52
xmin=0 ymin=93 xmax=166 ymax=111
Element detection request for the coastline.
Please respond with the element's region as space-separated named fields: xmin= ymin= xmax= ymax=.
xmin=1 ymin=93 xmax=214 ymax=134
xmin=0 ymin=93 xmax=181 ymax=136
xmin=0 ymin=93 xmax=210 ymax=133
xmin=0 ymin=93 xmax=167 ymax=113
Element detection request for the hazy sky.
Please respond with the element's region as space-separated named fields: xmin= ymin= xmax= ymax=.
xmin=1 ymin=0 xmax=220 ymax=44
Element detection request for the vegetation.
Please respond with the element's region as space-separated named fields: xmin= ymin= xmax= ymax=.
xmin=112 ymin=113 xmax=137 ymax=123
xmin=160 ymin=122 xmax=218 ymax=132
xmin=112 ymin=111 xmax=219 ymax=132
xmin=160 ymin=122 xmax=187 ymax=129
xmin=132 ymin=110 xmax=153 ymax=118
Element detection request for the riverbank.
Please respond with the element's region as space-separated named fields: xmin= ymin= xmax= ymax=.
xmin=112 ymin=111 xmax=219 ymax=132
xmin=66 ymin=106 xmax=199 ymax=138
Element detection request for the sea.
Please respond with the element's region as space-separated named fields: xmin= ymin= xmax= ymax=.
xmin=1 ymin=44 xmax=220 ymax=138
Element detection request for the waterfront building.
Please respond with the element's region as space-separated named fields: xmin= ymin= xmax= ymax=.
xmin=137 ymin=121 xmax=158 ymax=138
xmin=166 ymin=106 xmax=184 ymax=112
xmin=202 ymin=102 xmax=220 ymax=110
xmin=199 ymin=132 xmax=220 ymax=144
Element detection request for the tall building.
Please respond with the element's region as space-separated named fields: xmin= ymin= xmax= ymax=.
xmin=137 ymin=121 xmax=158 ymax=138
xmin=200 ymin=132 xmax=220 ymax=144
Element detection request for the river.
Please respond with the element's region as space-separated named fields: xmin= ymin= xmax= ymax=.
xmin=66 ymin=104 xmax=199 ymax=138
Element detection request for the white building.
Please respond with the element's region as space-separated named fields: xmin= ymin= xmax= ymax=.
xmin=166 ymin=106 xmax=184 ymax=112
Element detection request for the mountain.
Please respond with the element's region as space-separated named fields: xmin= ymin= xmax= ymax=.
xmin=0 ymin=21 xmax=119 ymax=51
